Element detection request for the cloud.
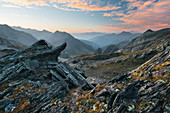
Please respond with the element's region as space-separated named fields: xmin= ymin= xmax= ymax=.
xmin=67 ymin=3 xmax=119 ymax=11
xmin=1 ymin=4 xmax=20 ymax=8
xmin=101 ymin=0 xmax=170 ymax=32
xmin=0 ymin=0 xmax=120 ymax=11
xmin=53 ymin=4 xmax=77 ymax=11
xmin=0 ymin=0 xmax=50 ymax=6
xmin=104 ymin=11 xmax=124 ymax=17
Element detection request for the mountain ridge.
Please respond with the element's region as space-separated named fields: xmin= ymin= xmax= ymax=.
xmin=0 ymin=25 xmax=37 ymax=46
xmin=13 ymin=26 xmax=95 ymax=57
xmin=124 ymin=28 xmax=170 ymax=52
xmin=90 ymin=31 xmax=141 ymax=47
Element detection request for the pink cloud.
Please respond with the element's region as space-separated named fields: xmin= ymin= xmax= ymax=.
xmin=68 ymin=3 xmax=119 ymax=11
xmin=101 ymin=0 xmax=170 ymax=32
xmin=1 ymin=0 xmax=50 ymax=6
xmin=104 ymin=11 xmax=124 ymax=17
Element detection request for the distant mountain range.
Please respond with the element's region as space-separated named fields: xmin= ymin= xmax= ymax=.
xmin=13 ymin=26 xmax=95 ymax=57
xmin=13 ymin=26 xmax=52 ymax=40
xmin=2 ymin=24 xmax=169 ymax=58
xmin=89 ymin=31 xmax=141 ymax=47
xmin=0 ymin=25 xmax=37 ymax=46
xmin=48 ymin=31 xmax=95 ymax=56
xmin=72 ymin=32 xmax=108 ymax=40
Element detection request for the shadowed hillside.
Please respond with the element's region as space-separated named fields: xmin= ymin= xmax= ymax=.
xmin=0 ymin=25 xmax=37 ymax=46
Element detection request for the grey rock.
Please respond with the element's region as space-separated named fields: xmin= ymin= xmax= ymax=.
xmin=0 ymin=89 xmax=11 ymax=99
xmin=132 ymin=53 xmax=139 ymax=59
xmin=115 ymin=59 xmax=122 ymax=63
xmin=107 ymin=92 xmax=118 ymax=110
xmin=96 ymin=89 xmax=110 ymax=98
xmin=139 ymin=52 xmax=146 ymax=59
xmin=72 ymin=59 xmax=80 ymax=64
xmin=5 ymin=104 xmax=15 ymax=112
xmin=0 ymin=40 xmax=94 ymax=112
xmin=0 ymin=98 xmax=14 ymax=109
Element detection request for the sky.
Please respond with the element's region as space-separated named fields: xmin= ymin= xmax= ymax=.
xmin=0 ymin=0 xmax=170 ymax=33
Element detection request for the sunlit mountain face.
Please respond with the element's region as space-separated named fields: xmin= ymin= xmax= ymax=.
xmin=0 ymin=0 xmax=169 ymax=34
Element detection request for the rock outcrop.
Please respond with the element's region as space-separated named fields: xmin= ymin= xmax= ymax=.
xmin=0 ymin=40 xmax=93 ymax=113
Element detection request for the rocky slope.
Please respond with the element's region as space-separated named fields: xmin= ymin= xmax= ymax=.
xmin=60 ymin=45 xmax=169 ymax=113
xmin=0 ymin=25 xmax=37 ymax=46
xmin=67 ymin=35 xmax=170 ymax=81
xmin=124 ymin=28 xmax=170 ymax=52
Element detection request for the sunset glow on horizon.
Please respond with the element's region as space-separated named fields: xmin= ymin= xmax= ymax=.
xmin=0 ymin=0 xmax=170 ymax=33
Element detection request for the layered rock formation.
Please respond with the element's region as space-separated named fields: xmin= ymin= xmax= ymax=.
xmin=0 ymin=40 xmax=93 ymax=113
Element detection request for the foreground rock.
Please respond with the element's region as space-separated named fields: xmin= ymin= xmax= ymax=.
xmin=0 ymin=40 xmax=93 ymax=113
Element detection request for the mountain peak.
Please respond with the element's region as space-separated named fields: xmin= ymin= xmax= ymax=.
xmin=53 ymin=30 xmax=73 ymax=38
xmin=42 ymin=29 xmax=50 ymax=33
xmin=54 ymin=30 xmax=61 ymax=33
xmin=144 ymin=29 xmax=154 ymax=33
xmin=0 ymin=24 xmax=11 ymax=29
xmin=119 ymin=31 xmax=131 ymax=35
